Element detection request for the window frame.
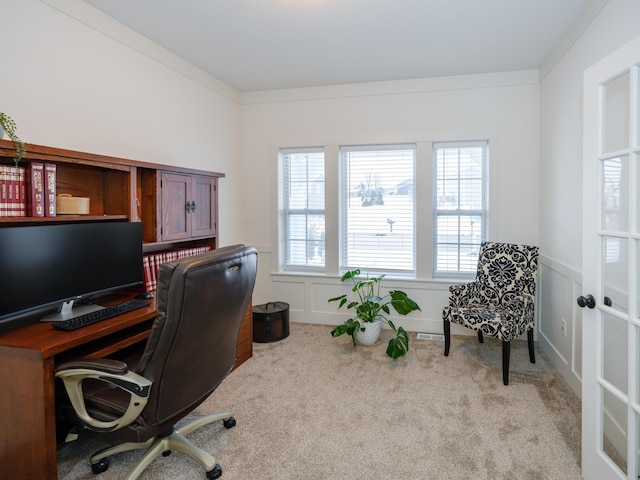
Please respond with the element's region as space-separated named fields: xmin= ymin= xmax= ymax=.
xmin=338 ymin=144 xmax=417 ymax=276
xmin=432 ymin=140 xmax=489 ymax=278
xmin=278 ymin=147 xmax=326 ymax=272
xmin=275 ymin=138 xmax=493 ymax=280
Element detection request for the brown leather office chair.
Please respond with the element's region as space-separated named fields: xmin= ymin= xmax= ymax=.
xmin=55 ymin=244 xmax=258 ymax=480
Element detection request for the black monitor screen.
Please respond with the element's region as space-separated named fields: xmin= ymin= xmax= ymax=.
xmin=0 ymin=222 xmax=143 ymax=324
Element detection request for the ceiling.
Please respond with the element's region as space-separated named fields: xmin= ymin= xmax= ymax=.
xmin=83 ymin=0 xmax=596 ymax=93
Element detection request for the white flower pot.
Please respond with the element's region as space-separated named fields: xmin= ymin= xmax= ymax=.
xmin=356 ymin=318 xmax=382 ymax=345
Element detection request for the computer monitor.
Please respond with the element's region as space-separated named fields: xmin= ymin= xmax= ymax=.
xmin=0 ymin=221 xmax=143 ymax=325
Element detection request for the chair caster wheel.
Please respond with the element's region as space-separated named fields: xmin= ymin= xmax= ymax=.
xmin=91 ymin=457 xmax=110 ymax=474
xmin=223 ymin=416 xmax=236 ymax=429
xmin=206 ymin=463 xmax=222 ymax=479
xmin=162 ymin=450 xmax=172 ymax=457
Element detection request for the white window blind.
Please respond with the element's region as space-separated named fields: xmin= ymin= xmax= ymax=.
xmin=434 ymin=141 xmax=488 ymax=275
xmin=602 ymin=156 xmax=627 ymax=264
xmin=339 ymin=144 xmax=416 ymax=274
xmin=280 ymin=148 xmax=325 ymax=269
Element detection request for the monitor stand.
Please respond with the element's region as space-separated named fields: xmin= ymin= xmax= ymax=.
xmin=40 ymin=299 xmax=105 ymax=322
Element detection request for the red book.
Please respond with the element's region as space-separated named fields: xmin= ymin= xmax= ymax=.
xmin=16 ymin=166 xmax=26 ymax=217
xmin=5 ymin=165 xmax=24 ymax=217
xmin=44 ymin=163 xmax=56 ymax=217
xmin=26 ymin=162 xmax=45 ymax=217
xmin=6 ymin=165 xmax=15 ymax=216
xmin=148 ymin=254 xmax=157 ymax=291
xmin=18 ymin=167 xmax=27 ymax=217
xmin=0 ymin=165 xmax=8 ymax=218
xmin=142 ymin=255 xmax=154 ymax=292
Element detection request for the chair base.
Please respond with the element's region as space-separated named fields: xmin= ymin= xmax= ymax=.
xmin=443 ymin=320 xmax=536 ymax=386
xmin=89 ymin=411 xmax=235 ymax=480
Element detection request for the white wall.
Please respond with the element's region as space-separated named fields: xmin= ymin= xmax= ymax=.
xmin=239 ymin=72 xmax=540 ymax=335
xmin=0 ymin=0 xmax=243 ymax=245
xmin=539 ymin=0 xmax=640 ymax=396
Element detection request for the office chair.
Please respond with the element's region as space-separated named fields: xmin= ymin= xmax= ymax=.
xmin=442 ymin=242 xmax=539 ymax=385
xmin=55 ymin=244 xmax=258 ymax=479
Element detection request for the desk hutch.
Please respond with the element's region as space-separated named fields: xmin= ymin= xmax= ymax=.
xmin=0 ymin=139 xmax=253 ymax=479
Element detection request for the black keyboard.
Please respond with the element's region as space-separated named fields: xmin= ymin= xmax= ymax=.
xmin=53 ymin=299 xmax=151 ymax=331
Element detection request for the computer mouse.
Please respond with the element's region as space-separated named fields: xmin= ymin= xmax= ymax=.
xmin=134 ymin=291 xmax=154 ymax=300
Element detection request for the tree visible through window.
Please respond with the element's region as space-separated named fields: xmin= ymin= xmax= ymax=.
xmin=434 ymin=141 xmax=488 ymax=275
xmin=280 ymin=148 xmax=325 ymax=269
xmin=340 ymin=145 xmax=416 ymax=274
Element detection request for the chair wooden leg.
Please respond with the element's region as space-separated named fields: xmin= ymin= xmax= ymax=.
xmin=443 ymin=319 xmax=450 ymax=356
xmin=477 ymin=331 xmax=484 ymax=343
xmin=502 ymin=341 xmax=510 ymax=385
xmin=527 ymin=329 xmax=535 ymax=364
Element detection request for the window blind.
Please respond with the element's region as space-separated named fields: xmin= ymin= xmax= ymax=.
xmin=434 ymin=141 xmax=488 ymax=275
xmin=280 ymin=148 xmax=325 ymax=269
xmin=339 ymin=144 xmax=416 ymax=274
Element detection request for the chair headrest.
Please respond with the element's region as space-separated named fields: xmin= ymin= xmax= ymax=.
xmin=155 ymin=244 xmax=257 ymax=316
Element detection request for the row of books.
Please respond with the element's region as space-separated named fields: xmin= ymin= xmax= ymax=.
xmin=142 ymin=246 xmax=212 ymax=291
xmin=0 ymin=162 xmax=56 ymax=218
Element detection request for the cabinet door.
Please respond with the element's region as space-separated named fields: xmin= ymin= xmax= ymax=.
xmin=161 ymin=172 xmax=191 ymax=241
xmin=191 ymin=176 xmax=217 ymax=238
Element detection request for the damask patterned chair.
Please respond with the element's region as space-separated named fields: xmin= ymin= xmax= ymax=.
xmin=442 ymin=242 xmax=539 ymax=385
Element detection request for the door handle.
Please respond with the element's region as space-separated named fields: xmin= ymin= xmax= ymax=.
xmin=577 ymin=294 xmax=596 ymax=309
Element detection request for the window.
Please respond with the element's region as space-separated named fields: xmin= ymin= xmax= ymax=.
xmin=339 ymin=145 xmax=416 ymax=274
xmin=434 ymin=141 xmax=488 ymax=275
xmin=279 ymin=148 xmax=325 ymax=270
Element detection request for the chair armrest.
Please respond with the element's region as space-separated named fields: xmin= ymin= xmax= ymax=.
xmin=55 ymin=358 xmax=152 ymax=432
xmin=448 ymin=282 xmax=480 ymax=307
xmin=56 ymin=358 xmax=129 ymax=375
xmin=500 ymin=293 xmax=536 ymax=325
xmin=502 ymin=292 xmax=535 ymax=309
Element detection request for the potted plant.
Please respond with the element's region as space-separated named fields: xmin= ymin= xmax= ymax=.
xmin=328 ymin=268 xmax=421 ymax=359
xmin=0 ymin=112 xmax=26 ymax=165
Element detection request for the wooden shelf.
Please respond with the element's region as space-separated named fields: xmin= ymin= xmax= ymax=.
xmin=0 ymin=139 xmax=224 ymax=252
xmin=0 ymin=214 xmax=128 ymax=225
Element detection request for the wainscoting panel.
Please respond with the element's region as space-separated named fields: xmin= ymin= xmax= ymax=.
xmin=538 ymin=254 xmax=582 ymax=397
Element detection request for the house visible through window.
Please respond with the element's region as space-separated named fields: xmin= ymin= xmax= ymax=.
xmin=339 ymin=144 xmax=416 ymax=274
xmin=279 ymin=148 xmax=325 ymax=270
xmin=434 ymin=141 xmax=488 ymax=275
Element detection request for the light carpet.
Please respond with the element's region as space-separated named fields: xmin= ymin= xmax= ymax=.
xmin=57 ymin=322 xmax=582 ymax=479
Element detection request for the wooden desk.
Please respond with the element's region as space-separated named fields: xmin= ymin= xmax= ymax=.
xmin=0 ymin=296 xmax=252 ymax=479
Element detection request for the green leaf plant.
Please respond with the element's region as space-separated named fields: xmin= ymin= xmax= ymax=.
xmin=328 ymin=268 xmax=421 ymax=359
xmin=0 ymin=112 xmax=26 ymax=166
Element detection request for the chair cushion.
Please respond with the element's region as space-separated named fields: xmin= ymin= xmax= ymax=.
xmin=443 ymin=300 xmax=534 ymax=342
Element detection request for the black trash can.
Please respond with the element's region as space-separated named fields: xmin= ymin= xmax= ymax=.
xmin=252 ymin=301 xmax=290 ymax=343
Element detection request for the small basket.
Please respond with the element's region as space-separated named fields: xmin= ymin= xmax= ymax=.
xmin=57 ymin=194 xmax=90 ymax=215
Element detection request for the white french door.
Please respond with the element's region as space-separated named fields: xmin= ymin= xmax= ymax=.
xmin=581 ymin=35 xmax=640 ymax=480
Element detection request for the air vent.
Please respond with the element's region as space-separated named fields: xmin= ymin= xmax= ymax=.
xmin=416 ymin=333 xmax=444 ymax=341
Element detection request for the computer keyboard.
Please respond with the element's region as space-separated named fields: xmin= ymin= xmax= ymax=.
xmin=53 ymin=299 xmax=151 ymax=331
